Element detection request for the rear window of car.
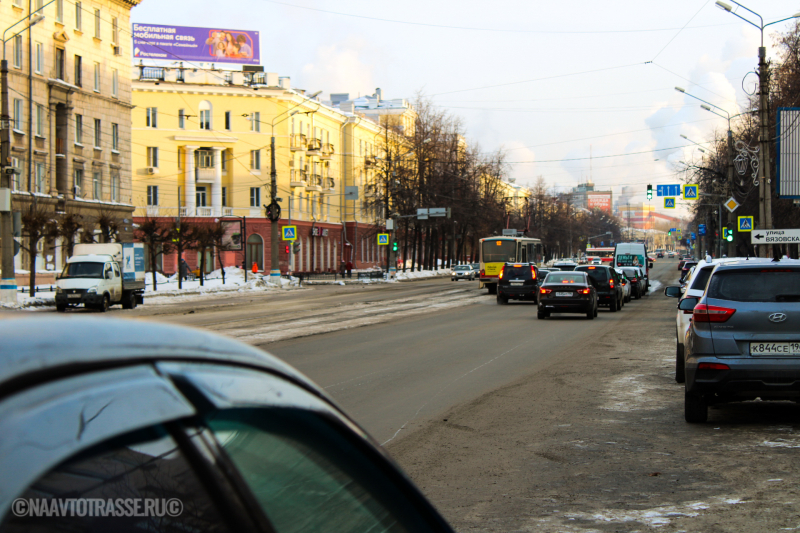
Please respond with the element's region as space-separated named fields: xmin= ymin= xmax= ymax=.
xmin=622 ymin=269 xmax=639 ymax=279
xmin=503 ymin=265 xmax=532 ymax=278
xmin=708 ymin=269 xmax=800 ymax=302
xmin=546 ymin=273 xmax=585 ymax=284
xmin=689 ymin=266 xmax=714 ymax=291
xmin=576 ymin=266 xmax=609 ymax=281
xmin=552 ymin=264 xmax=576 ymax=271
xmin=682 ymin=262 xmax=697 ymax=270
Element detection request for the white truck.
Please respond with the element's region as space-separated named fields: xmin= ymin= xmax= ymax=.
xmin=55 ymin=243 xmax=145 ymax=312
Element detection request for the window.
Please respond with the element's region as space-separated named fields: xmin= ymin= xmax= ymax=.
xmin=178 ymin=109 xmax=185 ymax=129
xmin=74 ymin=54 xmax=82 ymax=86
xmin=111 ymin=172 xmax=119 ymax=202
xmin=250 ymin=149 xmax=261 ymax=170
xmin=221 ymin=149 xmax=226 ymax=171
xmin=56 ymin=0 xmax=64 ymax=22
xmin=34 ymin=42 xmax=43 ymax=74
xmin=147 ymin=185 xmax=158 ymax=206
xmin=225 ymin=110 xmax=231 ymax=130
xmin=146 ymin=107 xmax=157 ymax=128
xmin=112 ymin=123 xmax=119 ymax=151
xmin=10 ymin=158 xmax=21 ymax=190
xmin=74 ymin=114 xmax=82 ymax=144
xmin=111 ymin=68 xmax=118 ymax=97
xmin=73 ymin=168 xmax=83 ymax=195
xmin=200 ymin=109 xmax=211 ymax=130
xmin=35 ymin=162 xmax=45 ymax=193
xmin=13 ymin=99 xmax=23 ymax=131
xmin=93 ymin=170 xmax=101 ymax=199
xmin=13 ymin=35 xmax=22 ymax=69
xmin=177 ymin=147 xmax=183 ymax=169
xmin=251 ymin=111 xmax=260 ymax=132
xmin=36 ymin=105 xmax=45 ymax=137
xmin=196 ymin=186 xmax=207 ymax=207
xmin=93 ymin=62 xmax=100 ymax=91
xmin=94 ymin=118 xmax=101 ymax=148
xmin=222 ymin=186 xmax=227 ymax=207
xmin=147 ymin=147 xmax=158 ymax=167
xmin=94 ymin=8 xmax=100 ymax=39
xmin=250 ymin=187 xmax=261 ymax=207
xmin=196 ymin=150 xmax=213 ymax=168
xmin=112 ymin=17 xmax=118 ymax=44
xmin=75 ymin=1 xmax=82 ymax=30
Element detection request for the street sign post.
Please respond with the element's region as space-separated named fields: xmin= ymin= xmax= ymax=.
xmin=657 ymin=184 xmax=681 ymax=197
xmin=664 ymin=197 xmax=676 ymax=209
xmin=698 ymin=224 xmax=706 ymax=236
xmin=282 ymin=226 xmax=297 ymax=241
xmin=737 ymin=216 xmax=754 ymax=232
xmin=751 ymin=229 xmax=800 ymax=244
xmin=683 ymin=184 xmax=698 ymax=200
xmin=724 ymin=197 xmax=740 ymax=213
xmin=377 ymin=234 xmax=389 ymax=245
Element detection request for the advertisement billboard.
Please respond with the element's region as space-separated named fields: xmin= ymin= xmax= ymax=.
xmin=220 ymin=220 xmax=243 ymax=251
xmin=133 ymin=24 xmax=260 ymax=65
xmin=587 ymin=193 xmax=612 ymax=213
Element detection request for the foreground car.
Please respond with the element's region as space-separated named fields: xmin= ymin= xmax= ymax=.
xmin=538 ymin=271 xmax=597 ymax=319
xmin=451 ymin=264 xmax=476 ymax=281
xmin=0 ymin=317 xmax=455 ymax=532
xmin=497 ymin=263 xmax=539 ymax=304
xmin=682 ymin=260 xmax=800 ymax=423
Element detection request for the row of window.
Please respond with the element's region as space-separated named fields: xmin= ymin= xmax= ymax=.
xmin=75 ymin=113 xmax=120 ymax=150
xmin=9 ymin=157 xmax=119 ymax=202
xmin=145 ymin=147 xmax=263 ymax=171
xmin=13 ymin=0 xmax=121 ymax=43
xmin=10 ymin=103 xmax=120 ymax=151
xmin=146 ymin=107 xmax=262 ymax=132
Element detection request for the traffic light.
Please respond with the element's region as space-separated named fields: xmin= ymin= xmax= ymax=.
xmin=292 ymin=241 xmax=301 ymax=254
xmin=392 ymin=240 xmax=398 ymax=252
xmin=668 ymin=229 xmax=671 ymax=236
xmin=284 ymin=245 xmax=290 ymax=254
xmin=647 ymin=184 xmax=653 ymax=200
xmin=724 ymin=228 xmax=733 ymax=242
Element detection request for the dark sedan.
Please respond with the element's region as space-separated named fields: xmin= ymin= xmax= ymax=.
xmin=538 ymin=271 xmax=597 ymax=319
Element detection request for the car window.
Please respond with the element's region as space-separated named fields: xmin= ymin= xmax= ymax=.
xmin=546 ymin=273 xmax=585 ymax=284
xmin=206 ymin=408 xmax=439 ymax=533
xmin=454 ymin=266 xmax=469 ymax=271
xmin=576 ymin=267 xmax=608 ymax=282
xmin=503 ymin=266 xmax=531 ymax=278
xmin=622 ymin=269 xmax=638 ymax=279
xmin=708 ymin=269 xmax=800 ymax=302
xmin=0 ymin=425 xmax=233 ymax=532
xmin=690 ymin=266 xmax=714 ymax=291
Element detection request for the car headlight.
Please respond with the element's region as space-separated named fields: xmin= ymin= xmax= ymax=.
xmin=87 ymin=287 xmax=97 ymax=294
xmin=56 ymin=286 xmax=63 ymax=294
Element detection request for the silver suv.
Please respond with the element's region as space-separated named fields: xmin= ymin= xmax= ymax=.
xmin=682 ymin=260 xmax=800 ymax=423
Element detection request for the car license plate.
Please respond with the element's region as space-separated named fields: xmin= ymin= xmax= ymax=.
xmin=511 ymin=281 xmax=523 ymax=286
xmin=555 ymin=292 xmax=573 ymax=297
xmin=750 ymin=342 xmax=800 ymax=356
xmin=68 ymin=294 xmax=81 ymax=299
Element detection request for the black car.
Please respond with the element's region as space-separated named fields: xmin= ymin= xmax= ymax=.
xmin=536 ymin=268 xmax=553 ymax=286
xmin=538 ymin=271 xmax=597 ymax=319
xmin=497 ymin=262 xmax=539 ymax=304
xmin=574 ymin=265 xmax=624 ymax=311
xmin=621 ymin=267 xmax=645 ymax=299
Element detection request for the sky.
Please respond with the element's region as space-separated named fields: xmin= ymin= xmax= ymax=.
xmin=130 ymin=0 xmax=800 ymax=219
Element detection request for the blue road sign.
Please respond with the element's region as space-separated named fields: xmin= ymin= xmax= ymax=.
xmin=377 ymin=233 xmax=390 ymax=245
xmin=691 ymin=232 xmax=696 ymax=240
xmin=683 ymin=184 xmax=698 ymax=200
xmin=738 ymin=216 xmax=754 ymax=232
xmin=282 ymin=225 xmax=297 ymax=241
xmin=698 ymin=224 xmax=706 ymax=236
xmin=664 ymin=197 xmax=676 ymax=208
xmin=657 ymin=184 xmax=681 ymax=197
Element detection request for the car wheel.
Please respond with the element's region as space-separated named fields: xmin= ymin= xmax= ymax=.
xmin=488 ymin=284 xmax=497 ymax=295
xmin=586 ymin=308 xmax=594 ymax=320
xmin=685 ymin=391 xmax=708 ymax=423
xmin=497 ymin=295 xmax=508 ymax=305
xmin=56 ymin=304 xmax=67 ymax=313
xmin=537 ymin=311 xmax=546 ymax=319
xmin=675 ymin=341 xmax=686 ymax=383
xmin=617 ymin=296 xmax=623 ymax=310
xmin=97 ymin=295 xmax=110 ymax=313
xmin=610 ymin=296 xmax=618 ymax=312
xmin=594 ymin=303 xmax=598 ymax=317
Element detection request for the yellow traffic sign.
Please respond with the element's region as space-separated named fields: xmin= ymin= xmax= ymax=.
xmin=664 ymin=197 xmax=676 ymax=209
xmin=738 ymin=216 xmax=753 ymax=232
xmin=683 ymin=184 xmax=698 ymax=200
xmin=377 ymin=233 xmax=389 ymax=245
xmin=282 ymin=226 xmax=297 ymax=241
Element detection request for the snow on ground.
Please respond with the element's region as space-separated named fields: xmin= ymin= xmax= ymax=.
xmin=395 ymin=268 xmax=450 ymax=281
xmin=0 ymin=291 xmax=57 ymax=310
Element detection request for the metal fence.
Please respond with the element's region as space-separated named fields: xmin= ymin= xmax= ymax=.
xmin=293 ymin=270 xmax=385 ymax=283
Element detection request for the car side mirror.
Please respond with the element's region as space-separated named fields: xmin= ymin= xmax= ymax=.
xmin=678 ymin=297 xmax=698 ymax=311
xmin=648 ymin=262 xmax=654 ymax=268
xmin=664 ymin=286 xmax=682 ymax=298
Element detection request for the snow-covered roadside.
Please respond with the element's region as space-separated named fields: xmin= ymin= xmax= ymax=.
xmin=395 ymin=268 xmax=451 ymax=281
xmin=0 ymin=292 xmax=57 ymax=310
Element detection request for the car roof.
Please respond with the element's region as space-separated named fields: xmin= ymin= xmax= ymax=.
xmin=711 ymin=259 xmax=800 ymax=272
xmin=0 ymin=317 xmax=320 ymax=399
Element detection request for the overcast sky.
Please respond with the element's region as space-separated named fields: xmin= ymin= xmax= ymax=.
xmin=131 ymin=0 xmax=800 ymax=218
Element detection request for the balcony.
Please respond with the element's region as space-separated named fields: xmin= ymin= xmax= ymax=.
xmin=364 ymin=155 xmax=378 ymax=169
xmin=195 ymin=167 xmax=216 ymax=183
xmin=250 ymin=207 xmax=262 ymax=218
xmin=140 ymin=67 xmax=165 ymax=82
xmin=179 ymin=207 xmax=193 ymax=217
xmin=223 ymin=207 xmax=234 ymax=216
xmin=290 ymin=134 xmax=307 ymax=151
xmin=146 ymin=206 xmax=159 ymax=217
xmin=306 ymin=174 xmax=322 ymax=192
xmin=320 ymin=143 xmax=334 ymax=160
xmin=306 ymin=137 xmax=322 ymax=155
xmin=196 ymin=207 xmax=212 ymax=217
xmin=290 ymin=169 xmax=307 ymax=188
xmin=327 ymin=177 xmax=335 ymax=190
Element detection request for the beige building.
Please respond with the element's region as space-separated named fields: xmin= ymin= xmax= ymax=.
xmin=6 ymin=0 xmax=140 ymax=275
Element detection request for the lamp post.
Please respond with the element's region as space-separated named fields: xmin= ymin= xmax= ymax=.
xmin=714 ymin=2 xmax=800 ymax=255
xmin=0 ymin=7 xmax=49 ymax=305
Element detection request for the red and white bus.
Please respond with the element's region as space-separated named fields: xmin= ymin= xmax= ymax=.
xmin=585 ymin=247 xmax=615 ymax=263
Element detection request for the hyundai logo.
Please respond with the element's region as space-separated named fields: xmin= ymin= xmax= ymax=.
xmin=769 ymin=313 xmax=788 ymax=323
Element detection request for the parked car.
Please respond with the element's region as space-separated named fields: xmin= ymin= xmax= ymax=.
xmin=538 ymin=271 xmax=597 ymax=319
xmin=574 ymin=265 xmax=624 ymax=311
xmin=497 ymin=262 xmax=539 ymax=304
xmin=620 ymin=267 xmax=645 ymax=299
xmin=680 ymin=260 xmax=800 ymax=423
xmin=451 ymin=264 xmax=476 ymax=281
xmin=0 ymin=317 xmax=456 ymax=532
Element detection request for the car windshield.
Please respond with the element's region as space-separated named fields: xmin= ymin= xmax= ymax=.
xmin=61 ymin=262 xmax=105 ymax=279
xmin=503 ymin=265 xmax=531 ymax=278
xmin=454 ymin=266 xmax=470 ymax=271
xmin=708 ymin=269 xmax=800 ymax=302
xmin=546 ymin=273 xmax=584 ymax=284
xmin=482 ymin=240 xmax=516 ymax=263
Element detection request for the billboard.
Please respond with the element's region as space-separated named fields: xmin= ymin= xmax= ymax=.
xmin=777 ymin=107 xmax=800 ymax=198
xmin=587 ymin=193 xmax=612 ymax=213
xmin=220 ymin=219 xmax=243 ymax=250
xmin=133 ymin=24 xmax=260 ymax=65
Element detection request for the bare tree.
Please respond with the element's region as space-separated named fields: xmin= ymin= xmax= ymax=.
xmin=19 ymin=201 xmax=54 ymax=296
xmin=134 ymin=216 xmax=173 ymax=291
xmin=57 ymin=211 xmax=83 ymax=258
xmin=170 ymin=220 xmax=197 ymax=290
xmin=96 ymin=208 xmax=121 ymax=243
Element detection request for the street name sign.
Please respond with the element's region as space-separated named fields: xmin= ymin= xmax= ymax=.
xmin=683 ymin=184 xmax=698 ymax=200
xmin=377 ymin=233 xmax=389 ymax=245
xmin=417 ymin=208 xmax=429 ymax=220
xmin=657 ymin=184 xmax=681 ymax=197
xmin=738 ymin=216 xmax=754 ymax=232
xmin=724 ymin=197 xmax=740 ymax=213
xmin=664 ymin=197 xmax=676 ymax=209
xmin=282 ymin=226 xmax=297 ymax=241
xmin=751 ymin=229 xmax=800 ymax=244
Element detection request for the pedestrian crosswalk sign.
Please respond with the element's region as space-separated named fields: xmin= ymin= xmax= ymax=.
xmin=683 ymin=184 xmax=698 ymax=200
xmin=664 ymin=197 xmax=676 ymax=209
xmin=738 ymin=216 xmax=753 ymax=232
xmin=377 ymin=233 xmax=389 ymax=245
xmin=282 ymin=225 xmax=297 ymax=241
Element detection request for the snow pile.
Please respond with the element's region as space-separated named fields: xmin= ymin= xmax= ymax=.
xmin=0 ymin=291 xmax=56 ymax=309
xmin=395 ymin=268 xmax=451 ymax=281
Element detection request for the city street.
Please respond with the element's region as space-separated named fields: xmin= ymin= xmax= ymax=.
xmin=115 ymin=259 xmax=800 ymax=532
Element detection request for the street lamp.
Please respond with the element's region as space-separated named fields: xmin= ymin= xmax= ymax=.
xmin=714 ymin=1 xmax=800 ymax=252
xmin=679 ymin=134 xmax=707 ymax=154
xmin=0 ymin=2 xmax=52 ymax=305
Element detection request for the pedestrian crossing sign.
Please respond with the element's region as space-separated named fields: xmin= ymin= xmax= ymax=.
xmin=377 ymin=233 xmax=389 ymax=245
xmin=738 ymin=216 xmax=753 ymax=232
xmin=282 ymin=225 xmax=297 ymax=241
xmin=664 ymin=197 xmax=676 ymax=209
xmin=682 ymin=184 xmax=698 ymax=200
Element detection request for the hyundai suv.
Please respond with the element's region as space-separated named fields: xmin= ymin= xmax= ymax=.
xmin=574 ymin=265 xmax=624 ymax=311
xmin=497 ymin=262 xmax=539 ymax=304
xmin=682 ymin=260 xmax=800 ymax=422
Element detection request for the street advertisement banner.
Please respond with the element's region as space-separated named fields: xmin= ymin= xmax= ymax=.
xmin=587 ymin=193 xmax=612 ymax=213
xmin=133 ymin=24 xmax=260 ymax=64
xmin=220 ymin=220 xmax=243 ymax=250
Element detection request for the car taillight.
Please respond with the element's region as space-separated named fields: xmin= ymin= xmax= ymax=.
xmin=578 ymin=288 xmax=590 ymax=294
xmin=531 ymin=266 xmax=536 ymax=279
xmin=693 ymin=303 xmax=736 ymax=322
xmin=540 ymin=288 xmax=552 ymax=294
xmin=631 ymin=278 xmax=638 ymax=282
xmin=609 ymin=279 xmax=614 ymax=288
xmin=480 ymin=269 xmax=485 ymax=277
xmin=499 ymin=266 xmax=505 ymax=280
xmin=698 ymin=363 xmax=730 ymax=370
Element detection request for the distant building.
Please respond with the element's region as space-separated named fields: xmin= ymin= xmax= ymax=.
xmin=571 ymin=181 xmax=612 ymax=214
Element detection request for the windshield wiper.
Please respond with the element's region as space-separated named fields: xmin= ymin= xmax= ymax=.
xmin=775 ymin=294 xmax=800 ymax=302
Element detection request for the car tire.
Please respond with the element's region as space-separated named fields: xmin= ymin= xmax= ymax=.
xmin=497 ymin=295 xmax=508 ymax=305
xmin=594 ymin=304 xmax=598 ymax=317
xmin=685 ymin=391 xmax=708 ymax=423
xmin=98 ymin=295 xmax=110 ymax=313
xmin=488 ymin=284 xmax=497 ymax=295
xmin=610 ymin=296 xmax=618 ymax=312
xmin=537 ymin=311 xmax=546 ymax=319
xmin=617 ymin=296 xmax=623 ymax=310
xmin=587 ymin=308 xmax=594 ymax=319
xmin=675 ymin=341 xmax=686 ymax=383
xmin=56 ymin=304 xmax=67 ymax=313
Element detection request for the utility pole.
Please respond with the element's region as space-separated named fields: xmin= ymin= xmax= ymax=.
xmin=726 ymin=128 xmax=735 ymax=256
xmin=269 ymin=134 xmax=279 ymax=280
xmin=0 ymin=54 xmax=14 ymax=304
xmin=758 ymin=45 xmax=772 ymax=257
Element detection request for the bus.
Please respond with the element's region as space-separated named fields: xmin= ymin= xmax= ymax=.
xmin=584 ymin=247 xmax=615 ymax=264
xmin=479 ymin=235 xmax=543 ymax=294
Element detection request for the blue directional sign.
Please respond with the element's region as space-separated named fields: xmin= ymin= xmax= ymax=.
xmin=664 ymin=197 xmax=676 ymax=209
xmin=738 ymin=216 xmax=754 ymax=232
xmin=377 ymin=233 xmax=390 ymax=245
xmin=691 ymin=232 xmax=696 ymax=240
xmin=657 ymin=184 xmax=681 ymax=197
xmin=698 ymin=224 xmax=706 ymax=236
xmin=282 ymin=225 xmax=297 ymax=241
xmin=683 ymin=184 xmax=699 ymax=200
